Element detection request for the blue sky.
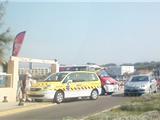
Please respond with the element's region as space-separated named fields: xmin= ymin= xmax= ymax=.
xmin=3 ymin=1 xmax=160 ymax=65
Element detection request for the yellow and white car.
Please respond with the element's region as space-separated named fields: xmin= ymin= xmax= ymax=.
xmin=29 ymin=71 xmax=102 ymax=103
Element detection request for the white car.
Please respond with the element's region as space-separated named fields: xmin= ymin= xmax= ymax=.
xmin=124 ymin=74 xmax=157 ymax=96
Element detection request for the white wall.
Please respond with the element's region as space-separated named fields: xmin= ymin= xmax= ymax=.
xmin=0 ymin=88 xmax=16 ymax=102
xmin=0 ymin=64 xmax=3 ymax=72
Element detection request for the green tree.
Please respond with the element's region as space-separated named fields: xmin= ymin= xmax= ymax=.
xmin=0 ymin=2 xmax=13 ymax=63
xmin=101 ymin=63 xmax=117 ymax=67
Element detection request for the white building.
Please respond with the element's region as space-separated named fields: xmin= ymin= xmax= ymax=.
xmin=19 ymin=68 xmax=51 ymax=76
xmin=106 ymin=65 xmax=135 ymax=77
xmin=121 ymin=66 xmax=135 ymax=75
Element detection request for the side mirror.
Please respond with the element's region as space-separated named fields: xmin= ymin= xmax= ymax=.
xmin=67 ymin=80 xmax=73 ymax=84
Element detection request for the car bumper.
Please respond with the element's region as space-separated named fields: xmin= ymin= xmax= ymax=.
xmin=28 ymin=91 xmax=56 ymax=100
xmin=103 ymin=84 xmax=119 ymax=93
xmin=124 ymin=89 xmax=149 ymax=95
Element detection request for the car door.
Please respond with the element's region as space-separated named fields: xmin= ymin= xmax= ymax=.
xmin=62 ymin=73 xmax=77 ymax=98
xmin=73 ymin=72 xmax=101 ymax=97
xmin=66 ymin=72 xmax=94 ymax=97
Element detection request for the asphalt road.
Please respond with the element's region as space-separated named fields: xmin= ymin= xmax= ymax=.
xmin=0 ymin=94 xmax=130 ymax=120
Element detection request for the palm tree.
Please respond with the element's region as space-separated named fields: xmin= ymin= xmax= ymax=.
xmin=0 ymin=2 xmax=13 ymax=63
xmin=0 ymin=31 xmax=12 ymax=61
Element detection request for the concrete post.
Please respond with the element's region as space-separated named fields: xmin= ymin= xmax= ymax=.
xmin=7 ymin=57 xmax=19 ymax=102
xmin=51 ymin=63 xmax=59 ymax=73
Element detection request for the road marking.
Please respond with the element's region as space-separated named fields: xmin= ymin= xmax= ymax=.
xmin=0 ymin=103 xmax=55 ymax=117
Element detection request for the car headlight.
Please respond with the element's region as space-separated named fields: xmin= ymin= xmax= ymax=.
xmin=106 ymin=81 xmax=111 ymax=85
xmin=124 ymin=85 xmax=130 ymax=89
xmin=140 ymin=84 xmax=146 ymax=88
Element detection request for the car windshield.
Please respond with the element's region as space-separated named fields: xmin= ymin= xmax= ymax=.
xmin=97 ymin=70 xmax=109 ymax=77
xmin=130 ymin=76 xmax=149 ymax=82
xmin=45 ymin=72 xmax=68 ymax=82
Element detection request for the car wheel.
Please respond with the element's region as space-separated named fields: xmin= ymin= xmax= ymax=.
xmin=90 ymin=89 xmax=98 ymax=100
xmin=101 ymin=87 xmax=106 ymax=95
xmin=54 ymin=91 xmax=64 ymax=104
xmin=124 ymin=93 xmax=128 ymax=96
xmin=108 ymin=92 xmax=113 ymax=95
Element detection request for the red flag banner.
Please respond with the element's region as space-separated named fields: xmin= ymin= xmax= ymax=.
xmin=12 ymin=31 xmax=26 ymax=56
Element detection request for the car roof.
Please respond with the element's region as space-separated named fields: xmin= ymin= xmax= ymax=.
xmin=131 ymin=74 xmax=150 ymax=77
xmin=58 ymin=71 xmax=96 ymax=74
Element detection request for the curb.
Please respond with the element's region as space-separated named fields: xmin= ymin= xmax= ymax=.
xmin=81 ymin=105 xmax=121 ymax=120
xmin=0 ymin=103 xmax=55 ymax=117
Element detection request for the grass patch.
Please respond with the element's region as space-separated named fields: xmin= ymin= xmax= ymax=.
xmin=85 ymin=110 xmax=160 ymax=120
xmin=84 ymin=93 xmax=160 ymax=120
xmin=120 ymin=93 xmax=160 ymax=112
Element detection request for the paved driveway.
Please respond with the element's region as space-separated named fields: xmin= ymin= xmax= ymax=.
xmin=0 ymin=94 xmax=130 ymax=120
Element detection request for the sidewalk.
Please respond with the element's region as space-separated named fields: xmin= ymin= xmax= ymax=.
xmin=0 ymin=101 xmax=55 ymax=117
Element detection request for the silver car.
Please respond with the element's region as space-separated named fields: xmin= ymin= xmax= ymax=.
xmin=124 ymin=74 xmax=157 ymax=96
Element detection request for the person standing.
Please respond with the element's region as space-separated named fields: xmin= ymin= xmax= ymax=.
xmin=21 ymin=72 xmax=33 ymax=102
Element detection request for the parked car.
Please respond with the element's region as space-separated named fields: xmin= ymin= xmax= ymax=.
xmin=96 ymin=69 xmax=119 ymax=95
xmin=59 ymin=65 xmax=119 ymax=95
xmin=29 ymin=71 xmax=102 ymax=103
xmin=124 ymin=74 xmax=157 ymax=96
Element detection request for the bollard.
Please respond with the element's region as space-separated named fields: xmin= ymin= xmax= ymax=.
xmin=2 ymin=96 xmax=8 ymax=102
xmin=18 ymin=99 xmax=24 ymax=106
